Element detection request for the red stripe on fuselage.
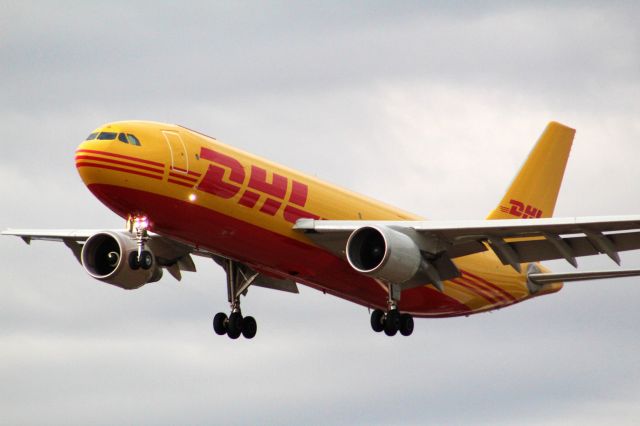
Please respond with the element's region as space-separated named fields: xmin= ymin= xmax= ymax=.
xmin=75 ymin=155 xmax=164 ymax=175
xmin=168 ymin=172 xmax=198 ymax=183
xmin=86 ymin=183 xmax=473 ymax=317
xmin=168 ymin=178 xmax=194 ymax=188
xmin=450 ymin=278 xmax=502 ymax=305
xmin=76 ymin=162 xmax=163 ymax=180
xmin=459 ymin=273 xmax=513 ymax=304
xmin=461 ymin=270 xmax=517 ymax=302
xmin=76 ymin=149 xmax=165 ymax=168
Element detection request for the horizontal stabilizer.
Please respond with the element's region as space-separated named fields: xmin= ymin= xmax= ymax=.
xmin=528 ymin=269 xmax=640 ymax=285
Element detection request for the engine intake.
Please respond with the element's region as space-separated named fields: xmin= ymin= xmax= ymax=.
xmin=81 ymin=231 xmax=162 ymax=289
xmin=346 ymin=226 xmax=422 ymax=284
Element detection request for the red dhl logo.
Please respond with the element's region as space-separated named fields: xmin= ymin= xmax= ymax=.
xmin=196 ymin=147 xmax=320 ymax=223
xmin=499 ymin=199 xmax=543 ymax=219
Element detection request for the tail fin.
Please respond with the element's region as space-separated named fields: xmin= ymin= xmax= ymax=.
xmin=487 ymin=122 xmax=575 ymax=220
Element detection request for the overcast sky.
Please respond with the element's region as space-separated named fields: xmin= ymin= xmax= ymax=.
xmin=2 ymin=1 xmax=640 ymax=425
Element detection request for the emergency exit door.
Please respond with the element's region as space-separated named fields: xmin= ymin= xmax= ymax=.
xmin=162 ymin=131 xmax=189 ymax=173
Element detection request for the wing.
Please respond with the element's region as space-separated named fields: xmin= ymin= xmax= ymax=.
xmin=2 ymin=228 xmax=297 ymax=293
xmin=2 ymin=229 xmax=98 ymax=244
xmin=293 ymin=215 xmax=640 ymax=274
xmin=2 ymin=228 xmax=197 ymax=278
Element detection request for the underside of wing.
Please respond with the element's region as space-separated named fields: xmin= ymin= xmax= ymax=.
xmin=2 ymin=228 xmax=298 ymax=294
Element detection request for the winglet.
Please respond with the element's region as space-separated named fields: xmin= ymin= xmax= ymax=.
xmin=487 ymin=122 xmax=575 ymax=220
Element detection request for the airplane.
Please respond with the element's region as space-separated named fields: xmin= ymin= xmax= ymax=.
xmin=4 ymin=121 xmax=640 ymax=339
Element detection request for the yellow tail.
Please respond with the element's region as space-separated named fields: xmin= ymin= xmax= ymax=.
xmin=487 ymin=122 xmax=575 ymax=220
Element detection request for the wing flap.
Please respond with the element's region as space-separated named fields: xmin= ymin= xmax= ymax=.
xmin=510 ymin=231 xmax=640 ymax=264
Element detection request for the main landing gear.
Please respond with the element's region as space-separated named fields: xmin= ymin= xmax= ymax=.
xmin=212 ymin=259 xmax=258 ymax=339
xmin=370 ymin=283 xmax=414 ymax=336
xmin=370 ymin=309 xmax=414 ymax=336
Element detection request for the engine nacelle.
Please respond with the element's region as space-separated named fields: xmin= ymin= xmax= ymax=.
xmin=346 ymin=225 xmax=422 ymax=284
xmin=81 ymin=231 xmax=162 ymax=289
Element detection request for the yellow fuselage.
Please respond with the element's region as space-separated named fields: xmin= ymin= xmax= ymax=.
xmin=76 ymin=121 xmax=561 ymax=317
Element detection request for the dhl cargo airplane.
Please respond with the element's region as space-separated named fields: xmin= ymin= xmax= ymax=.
xmin=4 ymin=121 xmax=640 ymax=339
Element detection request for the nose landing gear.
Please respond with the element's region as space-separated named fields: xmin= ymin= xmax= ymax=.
xmin=127 ymin=215 xmax=154 ymax=270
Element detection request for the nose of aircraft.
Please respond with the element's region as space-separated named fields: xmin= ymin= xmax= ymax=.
xmin=75 ymin=129 xmax=104 ymax=187
xmin=75 ymin=123 xmax=163 ymax=190
xmin=75 ymin=125 xmax=128 ymax=186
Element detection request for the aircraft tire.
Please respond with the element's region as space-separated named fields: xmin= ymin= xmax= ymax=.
xmin=128 ymin=252 xmax=140 ymax=270
xmin=399 ymin=313 xmax=414 ymax=336
xmin=213 ymin=312 xmax=228 ymax=335
xmin=370 ymin=309 xmax=385 ymax=332
xmin=384 ymin=309 xmax=400 ymax=336
xmin=242 ymin=316 xmax=257 ymax=339
xmin=227 ymin=312 xmax=243 ymax=339
xmin=140 ymin=251 xmax=153 ymax=270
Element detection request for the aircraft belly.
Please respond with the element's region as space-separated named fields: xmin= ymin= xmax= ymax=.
xmin=87 ymin=183 xmax=479 ymax=316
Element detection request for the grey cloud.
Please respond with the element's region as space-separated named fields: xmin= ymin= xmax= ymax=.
xmin=2 ymin=1 xmax=640 ymax=425
xmin=2 ymin=2 xmax=639 ymax=115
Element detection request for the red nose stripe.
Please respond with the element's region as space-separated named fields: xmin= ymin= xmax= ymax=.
xmin=75 ymin=149 xmax=165 ymax=168
xmin=76 ymin=162 xmax=163 ymax=180
xmin=75 ymin=155 xmax=164 ymax=175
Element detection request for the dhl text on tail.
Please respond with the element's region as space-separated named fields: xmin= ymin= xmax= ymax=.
xmin=5 ymin=121 xmax=640 ymax=339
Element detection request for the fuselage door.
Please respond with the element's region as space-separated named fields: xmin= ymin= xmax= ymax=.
xmin=162 ymin=131 xmax=189 ymax=173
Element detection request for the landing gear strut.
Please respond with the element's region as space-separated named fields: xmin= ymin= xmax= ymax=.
xmin=212 ymin=259 xmax=258 ymax=339
xmin=370 ymin=283 xmax=414 ymax=336
xmin=128 ymin=215 xmax=153 ymax=270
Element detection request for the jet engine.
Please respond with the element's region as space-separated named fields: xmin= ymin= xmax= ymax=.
xmin=346 ymin=225 xmax=423 ymax=284
xmin=81 ymin=231 xmax=162 ymax=289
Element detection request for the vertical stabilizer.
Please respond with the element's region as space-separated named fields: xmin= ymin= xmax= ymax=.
xmin=487 ymin=122 xmax=575 ymax=220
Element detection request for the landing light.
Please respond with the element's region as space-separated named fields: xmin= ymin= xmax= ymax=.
xmin=189 ymin=193 xmax=197 ymax=202
xmin=133 ymin=216 xmax=149 ymax=231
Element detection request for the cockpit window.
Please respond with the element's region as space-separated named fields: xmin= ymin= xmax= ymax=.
xmin=86 ymin=132 xmax=98 ymax=140
xmin=97 ymin=132 xmax=117 ymax=140
xmin=126 ymin=134 xmax=141 ymax=146
xmin=118 ymin=133 xmax=129 ymax=144
xmin=116 ymin=133 xmax=142 ymax=146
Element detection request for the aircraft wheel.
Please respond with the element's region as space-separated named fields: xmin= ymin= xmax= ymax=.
xmin=227 ymin=312 xmax=243 ymax=339
xmin=213 ymin=312 xmax=228 ymax=335
xmin=370 ymin=309 xmax=385 ymax=332
xmin=399 ymin=313 xmax=414 ymax=336
xmin=242 ymin=316 xmax=257 ymax=339
xmin=140 ymin=251 xmax=153 ymax=270
xmin=128 ymin=252 xmax=140 ymax=270
xmin=384 ymin=309 xmax=400 ymax=336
